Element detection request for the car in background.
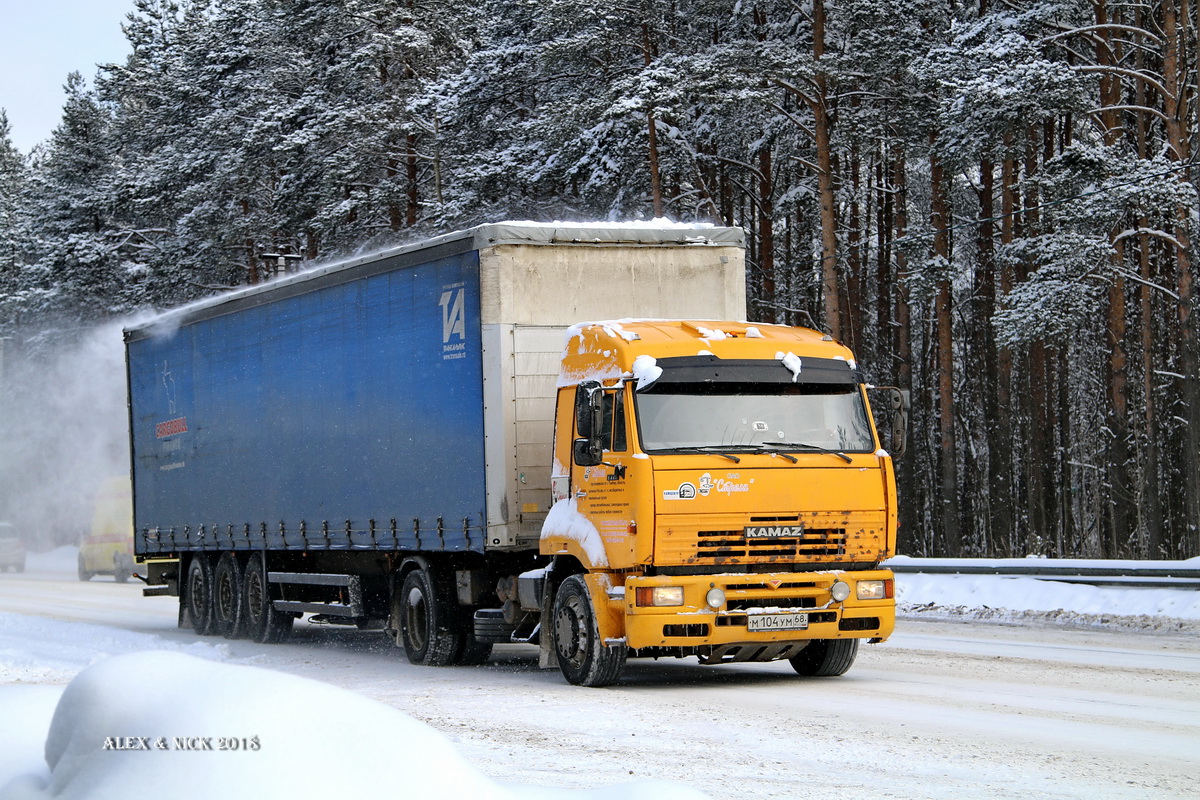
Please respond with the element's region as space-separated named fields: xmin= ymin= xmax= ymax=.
xmin=0 ymin=522 xmax=25 ymax=572
xmin=79 ymin=477 xmax=134 ymax=582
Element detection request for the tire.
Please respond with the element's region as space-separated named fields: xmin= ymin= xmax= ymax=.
xmin=552 ymin=575 xmax=626 ymax=687
xmin=113 ymin=556 xmax=131 ymax=584
xmin=395 ymin=568 xmax=460 ymax=666
xmin=77 ymin=553 xmax=93 ymax=582
xmin=185 ymin=555 xmax=217 ymax=636
xmin=213 ymin=553 xmax=246 ymax=639
xmin=243 ymin=553 xmax=292 ymax=643
xmin=452 ymin=623 xmax=494 ymax=666
xmin=788 ymin=638 xmax=859 ymax=677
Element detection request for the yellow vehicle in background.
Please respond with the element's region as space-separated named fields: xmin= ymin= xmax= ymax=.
xmin=80 ymin=476 xmax=135 ymax=582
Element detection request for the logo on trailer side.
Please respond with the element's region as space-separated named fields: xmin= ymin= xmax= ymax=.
xmin=439 ymin=285 xmax=467 ymax=361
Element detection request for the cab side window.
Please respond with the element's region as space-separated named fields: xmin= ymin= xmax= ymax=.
xmin=601 ymin=391 xmax=628 ymax=452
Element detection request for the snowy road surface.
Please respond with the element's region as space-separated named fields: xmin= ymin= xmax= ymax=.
xmin=1 ymin=556 xmax=1197 ymax=800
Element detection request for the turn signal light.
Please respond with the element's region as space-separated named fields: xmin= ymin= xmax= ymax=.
xmin=635 ymin=586 xmax=684 ymax=606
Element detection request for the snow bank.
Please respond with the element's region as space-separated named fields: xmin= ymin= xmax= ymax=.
xmin=0 ymin=651 xmax=509 ymax=800
xmin=0 ymin=652 xmax=708 ymax=800
xmin=897 ymin=573 xmax=1200 ymax=632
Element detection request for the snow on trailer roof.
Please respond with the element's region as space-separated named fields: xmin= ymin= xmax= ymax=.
xmin=124 ymin=221 xmax=745 ymax=341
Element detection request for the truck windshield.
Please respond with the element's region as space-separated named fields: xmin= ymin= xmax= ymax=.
xmin=634 ymin=383 xmax=874 ymax=454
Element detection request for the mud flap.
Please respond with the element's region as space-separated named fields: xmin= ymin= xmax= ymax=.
xmin=582 ymin=573 xmax=625 ymax=645
xmin=539 ymin=581 xmax=558 ymax=669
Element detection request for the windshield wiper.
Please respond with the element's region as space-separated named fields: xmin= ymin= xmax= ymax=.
xmin=658 ymin=446 xmax=742 ymax=463
xmin=759 ymin=441 xmax=853 ymax=463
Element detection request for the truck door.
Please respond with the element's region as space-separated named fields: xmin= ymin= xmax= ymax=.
xmin=571 ymin=385 xmax=633 ymax=565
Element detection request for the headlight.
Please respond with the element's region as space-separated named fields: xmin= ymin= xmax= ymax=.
xmin=856 ymin=579 xmax=893 ymax=600
xmin=635 ymin=586 xmax=684 ymax=606
xmin=830 ymin=581 xmax=851 ymax=602
xmin=705 ymin=587 xmax=726 ymax=609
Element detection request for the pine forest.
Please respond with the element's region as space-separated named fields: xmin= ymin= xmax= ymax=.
xmin=1 ymin=0 xmax=1198 ymax=561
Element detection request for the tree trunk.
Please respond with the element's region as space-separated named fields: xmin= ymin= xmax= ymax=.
xmin=930 ymin=141 xmax=960 ymax=556
xmin=978 ymin=158 xmax=1005 ymax=556
xmin=757 ymin=146 xmax=775 ymax=323
xmin=813 ymin=0 xmax=840 ymax=340
xmin=1163 ymin=0 xmax=1200 ymax=554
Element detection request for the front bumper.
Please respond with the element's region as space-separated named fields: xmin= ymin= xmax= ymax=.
xmin=621 ymin=569 xmax=894 ymax=651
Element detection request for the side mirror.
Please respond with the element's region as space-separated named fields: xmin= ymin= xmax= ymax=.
xmin=575 ymin=380 xmax=602 ymax=438
xmin=573 ymin=437 xmax=603 ymax=467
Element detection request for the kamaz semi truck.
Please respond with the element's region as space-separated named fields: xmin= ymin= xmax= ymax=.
xmin=126 ymin=222 xmax=904 ymax=686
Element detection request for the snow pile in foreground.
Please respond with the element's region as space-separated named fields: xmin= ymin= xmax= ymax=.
xmin=0 ymin=651 xmax=709 ymax=800
xmin=897 ymin=573 xmax=1200 ymax=633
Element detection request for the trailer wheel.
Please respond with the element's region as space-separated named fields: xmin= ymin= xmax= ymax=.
xmin=788 ymin=638 xmax=859 ymax=677
xmin=185 ymin=555 xmax=217 ymax=636
xmin=77 ymin=553 xmax=93 ymax=582
xmin=552 ymin=575 xmax=626 ymax=687
xmin=243 ymin=553 xmax=292 ymax=643
xmin=213 ymin=553 xmax=245 ymax=639
xmin=396 ymin=568 xmax=459 ymax=666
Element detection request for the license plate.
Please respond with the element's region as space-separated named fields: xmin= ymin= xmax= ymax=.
xmin=748 ymin=612 xmax=809 ymax=632
xmin=744 ymin=525 xmax=803 ymax=538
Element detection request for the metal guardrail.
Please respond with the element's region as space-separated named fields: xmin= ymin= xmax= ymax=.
xmin=882 ymin=557 xmax=1200 ymax=589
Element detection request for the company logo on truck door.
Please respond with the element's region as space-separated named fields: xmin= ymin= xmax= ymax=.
xmin=664 ymin=473 xmax=751 ymax=500
xmin=439 ymin=284 xmax=467 ymax=361
xmin=663 ymin=482 xmax=697 ymax=500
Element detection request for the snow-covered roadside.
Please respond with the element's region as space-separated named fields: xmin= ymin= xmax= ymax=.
xmin=896 ymin=572 xmax=1200 ymax=633
xmin=0 ymin=616 xmax=708 ymax=800
xmin=2 ymin=552 xmax=1198 ymax=799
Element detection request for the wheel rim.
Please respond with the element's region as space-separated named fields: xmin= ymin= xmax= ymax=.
xmin=554 ymin=593 xmax=588 ymax=668
xmin=217 ymin=572 xmax=234 ymax=619
xmin=245 ymin=570 xmax=263 ymax=626
xmin=188 ymin=565 xmax=206 ymax=618
xmin=405 ymin=586 xmax=428 ymax=653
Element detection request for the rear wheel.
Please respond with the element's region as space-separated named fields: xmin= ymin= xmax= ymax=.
xmin=552 ymin=575 xmax=626 ymax=687
xmin=113 ymin=555 xmax=131 ymax=583
xmin=213 ymin=553 xmax=245 ymax=639
xmin=77 ymin=553 xmax=93 ymax=581
xmin=243 ymin=553 xmax=292 ymax=643
xmin=395 ymin=568 xmax=459 ymax=666
xmin=185 ymin=555 xmax=216 ymax=636
xmin=788 ymin=638 xmax=859 ymax=677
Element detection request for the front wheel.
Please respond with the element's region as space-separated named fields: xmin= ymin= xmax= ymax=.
xmin=77 ymin=553 xmax=93 ymax=582
xmin=788 ymin=638 xmax=859 ymax=677
xmin=552 ymin=575 xmax=626 ymax=687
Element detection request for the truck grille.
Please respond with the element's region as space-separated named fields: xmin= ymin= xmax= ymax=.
xmin=696 ymin=528 xmax=847 ymax=559
xmin=654 ymin=512 xmax=886 ymax=567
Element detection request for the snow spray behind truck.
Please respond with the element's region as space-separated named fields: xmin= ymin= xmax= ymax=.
xmin=126 ymin=222 xmax=905 ymax=686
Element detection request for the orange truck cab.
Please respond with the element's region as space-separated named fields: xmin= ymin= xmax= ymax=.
xmin=538 ymin=319 xmax=902 ymax=685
